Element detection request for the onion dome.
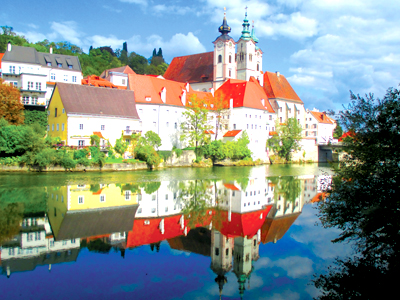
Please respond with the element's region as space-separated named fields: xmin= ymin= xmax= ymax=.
xmin=218 ymin=8 xmax=231 ymax=35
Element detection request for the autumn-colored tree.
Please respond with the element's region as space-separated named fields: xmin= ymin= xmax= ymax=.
xmin=0 ymin=78 xmax=24 ymax=125
xmin=209 ymin=92 xmax=230 ymax=140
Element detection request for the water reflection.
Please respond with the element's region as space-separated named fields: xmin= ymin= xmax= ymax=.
xmin=0 ymin=168 xmax=331 ymax=299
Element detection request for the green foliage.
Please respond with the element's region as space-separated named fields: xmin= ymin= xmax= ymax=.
xmin=87 ymin=238 xmax=112 ymax=253
xmin=269 ymin=176 xmax=301 ymax=203
xmin=267 ymin=118 xmax=303 ymax=162
xmin=333 ymin=123 xmax=343 ymax=139
xmin=203 ymin=132 xmax=252 ymax=162
xmin=144 ymin=131 xmax=162 ymax=150
xmin=0 ymin=203 xmax=24 ymax=244
xmin=135 ymin=143 xmax=161 ymax=167
xmin=180 ymin=95 xmax=211 ymax=158
xmin=114 ymin=135 xmax=128 ymax=156
xmin=141 ymin=182 xmax=161 ymax=194
xmin=90 ymin=134 xmax=100 ymax=146
xmin=158 ymin=150 xmax=172 ymax=161
xmin=89 ymin=146 xmax=106 ymax=168
xmin=172 ymin=146 xmax=183 ymax=158
xmin=73 ymin=148 xmax=89 ymax=160
xmin=314 ymin=87 xmax=400 ymax=298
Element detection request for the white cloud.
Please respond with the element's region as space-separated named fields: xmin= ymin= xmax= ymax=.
xmin=102 ymin=5 xmax=122 ymax=13
xmin=119 ymin=0 xmax=148 ymax=6
xmin=49 ymin=21 xmax=82 ymax=46
xmin=18 ymin=31 xmax=47 ymax=43
xmin=27 ymin=23 xmax=39 ymax=29
xmin=257 ymin=256 xmax=313 ymax=278
xmin=153 ymin=5 xmax=192 ymax=15
xmin=87 ymin=35 xmax=125 ymax=49
xmin=260 ymin=290 xmax=300 ymax=300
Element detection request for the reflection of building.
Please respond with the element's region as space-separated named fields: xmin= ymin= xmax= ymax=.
xmin=0 ymin=213 xmax=80 ymax=278
xmin=47 ymin=184 xmax=138 ymax=241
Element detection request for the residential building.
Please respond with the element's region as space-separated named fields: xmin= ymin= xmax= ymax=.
xmin=0 ymin=52 xmax=4 ymax=77
xmin=81 ymin=74 xmax=127 ymax=89
xmin=100 ymin=65 xmax=135 ymax=87
xmin=1 ymin=43 xmax=82 ymax=106
xmin=47 ymin=82 xmax=140 ymax=148
xmin=305 ymin=109 xmax=337 ymax=144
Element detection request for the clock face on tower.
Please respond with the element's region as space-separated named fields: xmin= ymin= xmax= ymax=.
xmin=217 ymin=42 xmax=223 ymax=48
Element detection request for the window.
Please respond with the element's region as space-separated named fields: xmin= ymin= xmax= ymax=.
xmin=229 ymin=70 xmax=231 ymax=77
xmin=78 ymin=196 xmax=84 ymax=204
xmin=100 ymin=195 xmax=106 ymax=202
xmin=153 ymin=122 xmax=156 ymax=128
xmin=35 ymin=232 xmax=41 ymax=241
xmin=9 ymin=66 xmax=15 ymax=74
xmin=79 ymin=124 xmax=83 ymax=130
xmin=101 ymin=125 xmax=105 ymax=130
xmin=122 ymin=79 xmax=126 ymax=85
xmin=249 ymin=54 xmax=252 ymax=62
xmin=72 ymin=76 xmax=77 ymax=83
xmin=145 ymin=97 xmax=151 ymax=101
xmin=151 ymin=208 xmax=156 ymax=213
xmin=23 ymin=96 xmax=29 ymax=104
xmin=174 ymin=122 xmax=177 ymax=129
xmin=62 ymin=108 xmax=65 ymax=114
xmin=233 ymin=124 xmax=236 ymax=129
xmin=51 ymin=73 xmax=56 ymax=81
xmin=71 ymin=239 xmax=76 ymax=244
xmin=36 ymin=82 xmax=41 ymax=91
xmin=152 ymin=194 xmax=156 ymax=201
xmin=78 ymin=140 xmax=85 ymax=146
xmin=125 ymin=191 xmax=131 ymax=200
xmin=279 ymin=107 xmax=282 ymax=112
xmin=68 ymin=65 xmax=72 ymax=69
xmin=165 ymin=207 xmax=168 ymax=212
xmin=11 ymin=81 xmax=18 ymax=87
xmin=280 ymin=117 xmax=282 ymax=123
xmin=306 ymin=124 xmax=308 ymax=129
xmin=47 ymin=125 xmax=50 ymax=131
xmin=166 ymin=122 xmax=169 ymax=127
xmin=269 ymin=115 xmax=272 ymax=120
xmin=47 ymin=62 xmax=51 ymax=66
xmin=218 ymin=55 xmax=222 ymax=63
xmin=138 ymin=208 xmax=142 ymax=213
xmin=229 ymin=55 xmax=232 ymax=63
xmin=57 ymin=124 xmax=59 ymax=131
xmin=215 ymin=248 xmax=219 ymax=256
xmin=257 ymin=64 xmax=259 ymax=71
xmin=64 ymin=75 xmax=68 ymax=82
xmin=52 ymin=124 xmax=54 ymax=131
xmin=28 ymin=81 xmax=34 ymax=89
xmin=247 ymin=124 xmax=249 ymax=129
xmin=55 ymin=108 xmax=57 ymax=117
xmin=31 ymin=96 xmax=38 ymax=105
xmin=165 ymin=194 xmax=168 ymax=200
xmin=58 ymin=63 xmax=62 ymax=68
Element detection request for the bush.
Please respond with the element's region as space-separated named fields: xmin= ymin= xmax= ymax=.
xmin=173 ymin=147 xmax=183 ymax=158
xmin=135 ymin=144 xmax=161 ymax=167
xmin=73 ymin=148 xmax=89 ymax=160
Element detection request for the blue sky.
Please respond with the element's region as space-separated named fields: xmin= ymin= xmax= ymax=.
xmin=1 ymin=0 xmax=399 ymax=111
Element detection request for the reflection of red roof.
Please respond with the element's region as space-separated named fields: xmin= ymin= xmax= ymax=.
xmin=223 ymin=130 xmax=242 ymax=137
xmin=310 ymin=111 xmax=335 ymax=124
xmin=261 ymin=214 xmax=300 ymax=244
xmin=214 ymin=206 xmax=273 ymax=238
xmin=204 ymin=130 xmax=215 ymax=134
xmin=92 ymin=188 xmax=103 ymax=195
xmin=223 ymin=183 xmax=240 ymax=191
xmin=0 ymin=53 xmax=3 ymax=69
xmin=263 ymin=72 xmax=303 ymax=103
xmin=164 ymin=52 xmax=214 ymax=83
xmin=215 ymin=79 xmax=275 ymax=112
xmin=311 ymin=192 xmax=327 ymax=203
xmin=127 ymin=214 xmax=189 ymax=248
xmin=93 ymin=131 xmax=105 ymax=139
xmin=269 ymin=131 xmax=277 ymax=136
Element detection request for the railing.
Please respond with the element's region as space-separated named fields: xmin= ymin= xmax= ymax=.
xmin=123 ymin=129 xmax=142 ymax=135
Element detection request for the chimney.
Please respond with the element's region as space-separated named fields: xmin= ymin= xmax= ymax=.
xmin=230 ymin=98 xmax=233 ymax=109
xmin=49 ymin=46 xmax=53 ymax=54
xmin=276 ymin=71 xmax=280 ymax=77
xmin=7 ymin=42 xmax=12 ymax=51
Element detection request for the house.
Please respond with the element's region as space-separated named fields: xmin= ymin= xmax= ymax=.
xmin=263 ymin=71 xmax=306 ymax=130
xmin=0 ymin=52 xmax=4 ymax=77
xmin=164 ymin=10 xmax=263 ymax=91
xmin=305 ymin=109 xmax=337 ymax=144
xmin=100 ymin=65 xmax=135 ymax=88
xmin=47 ymin=82 xmax=140 ymax=147
xmin=81 ymin=74 xmax=127 ymax=89
xmin=1 ymin=43 xmax=83 ymax=106
xmin=215 ymin=77 xmax=276 ymax=160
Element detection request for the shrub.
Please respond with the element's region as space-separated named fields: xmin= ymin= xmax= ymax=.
xmin=73 ymin=148 xmax=89 ymax=160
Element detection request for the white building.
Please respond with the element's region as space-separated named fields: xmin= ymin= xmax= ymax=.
xmin=1 ymin=43 xmax=82 ymax=106
xmin=305 ymin=109 xmax=337 ymax=144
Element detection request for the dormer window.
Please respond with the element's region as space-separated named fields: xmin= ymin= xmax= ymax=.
xmin=66 ymin=58 xmax=73 ymax=69
xmin=145 ymin=97 xmax=151 ymax=102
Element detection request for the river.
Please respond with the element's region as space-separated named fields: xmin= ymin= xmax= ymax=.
xmin=0 ymin=164 xmax=351 ymax=300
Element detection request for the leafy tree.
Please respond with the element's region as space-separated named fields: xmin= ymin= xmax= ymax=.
xmin=314 ymin=87 xmax=400 ymax=299
xmin=267 ymin=118 xmax=302 ymax=162
xmin=180 ymin=94 xmax=211 ymax=158
xmin=23 ymin=110 xmax=47 ymax=130
xmin=0 ymin=79 xmax=24 ymax=125
xmin=333 ymin=123 xmax=343 ymax=139
xmin=90 ymin=134 xmax=100 ymax=146
xmin=141 ymin=181 xmax=161 ymax=194
xmin=114 ymin=135 xmax=128 ymax=156
xmin=0 ymin=203 xmax=24 ymax=244
xmin=144 ymin=131 xmax=162 ymax=150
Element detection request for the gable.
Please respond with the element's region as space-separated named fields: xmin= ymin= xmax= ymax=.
xmin=263 ymin=72 xmax=303 ymax=104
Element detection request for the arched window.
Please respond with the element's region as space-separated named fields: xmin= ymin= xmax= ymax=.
xmin=229 ymin=70 xmax=231 ymax=77
xmin=218 ymin=55 xmax=222 ymax=63
xmin=249 ymin=54 xmax=252 ymax=62
xmin=229 ymin=55 xmax=232 ymax=63
xmin=257 ymin=64 xmax=260 ymax=71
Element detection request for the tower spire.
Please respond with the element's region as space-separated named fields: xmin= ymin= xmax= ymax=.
xmin=251 ymin=20 xmax=259 ymax=43
xmin=218 ymin=7 xmax=231 ymax=35
xmin=240 ymin=8 xmax=251 ymax=40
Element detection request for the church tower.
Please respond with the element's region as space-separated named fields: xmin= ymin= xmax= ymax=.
xmin=233 ymin=236 xmax=254 ymax=299
xmin=236 ymin=10 xmax=263 ymax=85
xmin=213 ymin=8 xmax=237 ymax=90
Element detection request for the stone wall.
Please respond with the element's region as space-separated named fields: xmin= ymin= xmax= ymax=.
xmin=291 ymin=138 xmax=319 ymax=162
xmin=162 ymin=150 xmax=196 ymax=167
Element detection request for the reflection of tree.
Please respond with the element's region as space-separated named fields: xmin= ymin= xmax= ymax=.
xmin=141 ymin=182 xmax=161 ymax=194
xmin=269 ymin=176 xmax=301 ymax=203
xmin=179 ymin=180 xmax=213 ymax=229
xmin=86 ymin=238 xmax=112 ymax=254
xmin=0 ymin=203 xmax=24 ymax=244
xmin=314 ymin=88 xmax=400 ymax=298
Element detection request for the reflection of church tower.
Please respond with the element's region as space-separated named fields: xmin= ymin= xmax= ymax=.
xmin=236 ymin=10 xmax=263 ymax=85
xmin=213 ymin=8 xmax=237 ymax=90
xmin=233 ymin=236 xmax=254 ymax=299
xmin=210 ymin=229 xmax=234 ymax=298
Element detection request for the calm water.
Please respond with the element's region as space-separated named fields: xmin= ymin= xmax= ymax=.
xmin=0 ymin=164 xmax=351 ymax=300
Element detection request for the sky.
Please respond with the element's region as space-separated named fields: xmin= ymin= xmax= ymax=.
xmin=1 ymin=0 xmax=400 ymax=111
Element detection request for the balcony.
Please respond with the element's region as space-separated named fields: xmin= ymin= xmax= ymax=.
xmin=123 ymin=129 xmax=142 ymax=136
xmin=20 ymin=87 xmax=46 ymax=93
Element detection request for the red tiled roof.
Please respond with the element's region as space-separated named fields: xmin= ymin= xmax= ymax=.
xmin=92 ymin=188 xmax=103 ymax=195
xmin=93 ymin=131 xmax=105 ymax=139
xmin=339 ymin=131 xmax=355 ymax=142
xmin=263 ymin=72 xmax=303 ymax=103
xmin=269 ymin=131 xmax=277 ymax=136
xmin=100 ymin=65 xmax=135 ymax=79
xmin=82 ymin=75 xmax=127 ymax=89
xmin=204 ymin=130 xmax=215 ymax=134
xmin=261 ymin=213 xmax=300 ymax=244
xmin=223 ymin=130 xmax=242 ymax=137
xmin=223 ymin=183 xmax=240 ymax=191
xmin=310 ymin=111 xmax=335 ymax=124
xmin=47 ymin=81 xmax=56 ymax=85
xmin=164 ymin=52 xmax=214 ymax=83
xmin=0 ymin=53 xmax=4 ymax=69
xmin=311 ymin=192 xmax=327 ymax=203
xmin=215 ymin=78 xmax=275 ymax=112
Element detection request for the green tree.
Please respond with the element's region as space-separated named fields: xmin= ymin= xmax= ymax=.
xmin=314 ymin=87 xmax=400 ymax=299
xmin=267 ymin=118 xmax=302 ymax=162
xmin=180 ymin=94 xmax=211 ymax=158
xmin=0 ymin=203 xmax=24 ymax=244
xmin=144 ymin=131 xmax=162 ymax=150
xmin=23 ymin=110 xmax=47 ymax=130
xmin=333 ymin=123 xmax=343 ymax=139
xmin=114 ymin=135 xmax=128 ymax=156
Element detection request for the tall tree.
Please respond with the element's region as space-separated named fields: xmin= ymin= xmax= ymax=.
xmin=314 ymin=87 xmax=400 ymax=299
xmin=210 ymin=93 xmax=230 ymax=140
xmin=180 ymin=94 xmax=211 ymax=157
xmin=267 ymin=118 xmax=302 ymax=162
xmin=0 ymin=79 xmax=24 ymax=125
